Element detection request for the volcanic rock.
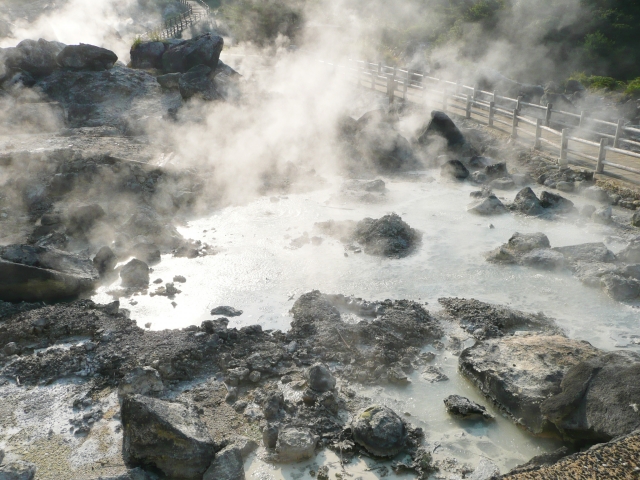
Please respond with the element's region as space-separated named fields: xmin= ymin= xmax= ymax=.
xmin=468 ymin=458 xmax=500 ymax=480
xmin=210 ymin=306 xmax=243 ymax=317
xmin=120 ymin=259 xmax=149 ymax=288
xmin=459 ymin=334 xmax=600 ymax=434
xmin=467 ymin=194 xmax=507 ymax=215
xmin=441 ymin=159 xmax=469 ymax=180
xmin=179 ymin=64 xmax=220 ymax=101
xmin=66 ymin=203 xmax=105 ymax=234
xmin=93 ymin=246 xmax=117 ymax=275
xmin=444 ymin=395 xmax=494 ymax=420
xmin=162 ymin=33 xmax=224 ymax=73
xmin=306 ymin=363 xmax=336 ymax=392
xmin=118 ymin=366 xmax=164 ymax=397
xmin=600 ymin=274 xmax=640 ymax=300
xmin=275 ymin=427 xmax=318 ymax=462
xmin=552 ymin=243 xmax=616 ymax=264
xmin=203 ymin=445 xmax=245 ymax=480
xmin=0 ymin=460 xmax=37 ymax=479
xmin=57 ymin=43 xmax=118 ymax=71
xmin=130 ymin=41 xmax=167 ymax=70
xmin=351 ymin=213 xmax=421 ymax=258
xmin=540 ymin=351 xmax=640 ymax=442
xmin=352 ymin=405 xmax=407 ymax=457
xmin=511 ymin=187 xmax=544 ymax=215
xmin=0 ymin=244 xmax=99 ymax=302
xmin=5 ymin=38 xmax=65 ymax=77
xmin=121 ymin=394 xmax=215 ymax=479
xmin=539 ymin=191 xmax=574 ymax=213
xmin=617 ymin=238 xmax=640 ymax=264
xmin=417 ymin=111 xmax=469 ymax=153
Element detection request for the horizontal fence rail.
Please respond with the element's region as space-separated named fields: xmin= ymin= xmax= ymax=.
xmin=322 ymin=59 xmax=640 ymax=181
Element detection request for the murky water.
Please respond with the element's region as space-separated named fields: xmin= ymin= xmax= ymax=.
xmin=93 ymin=172 xmax=640 ymax=477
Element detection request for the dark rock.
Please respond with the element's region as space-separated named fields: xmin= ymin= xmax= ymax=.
xmin=67 ymin=203 xmax=105 ymax=234
xmin=591 ymin=206 xmax=612 ymax=224
xmin=178 ymin=65 xmax=220 ymax=101
xmin=36 ymin=67 xmax=164 ymax=127
xmin=438 ymin=297 xmax=561 ymax=339
xmin=631 ymin=211 xmax=640 ymax=228
xmin=444 ymin=395 xmax=494 ymax=419
xmin=120 ymin=259 xmax=149 ymax=288
xmin=275 ymin=427 xmax=317 ymax=462
xmin=540 ymin=351 xmax=640 ymax=442
xmin=262 ymin=424 xmax=279 ymax=449
xmin=306 ymin=363 xmax=336 ymax=392
xmin=489 ymin=177 xmax=515 ymax=190
xmin=484 ymin=162 xmax=507 ymax=179
xmin=618 ymin=239 xmax=640 ymax=264
xmin=0 ymin=244 xmax=99 ymax=302
xmin=156 ymin=72 xmax=181 ymax=90
xmin=57 ymin=44 xmax=118 ymax=71
xmin=459 ymin=335 xmax=600 ymax=435
xmin=130 ymin=41 xmax=167 ymax=70
xmin=600 ymin=274 xmax=640 ymax=301
xmin=118 ymin=366 xmax=164 ymax=397
xmin=440 ymin=159 xmax=469 ymax=180
xmin=351 ymin=405 xmax=407 ymax=457
xmin=552 ymin=243 xmax=616 ymax=264
xmin=354 ymin=117 xmax=418 ymax=172
xmin=93 ymin=246 xmax=117 ymax=275
xmin=202 ymin=445 xmax=245 ymax=480
xmin=507 ymin=232 xmax=550 ymax=252
xmin=506 ymin=447 xmax=570 ymax=475
xmin=162 ymin=33 xmax=224 ymax=74
xmin=262 ymin=391 xmax=284 ymax=420
xmin=539 ymin=191 xmax=574 ymax=213
xmin=210 ymin=306 xmax=242 ymax=317
xmin=421 ymin=365 xmax=447 ymax=382
xmin=511 ymin=187 xmax=543 ymax=215
xmin=122 ymin=208 xmax=183 ymax=249
xmin=5 ymin=38 xmax=65 ymax=77
xmin=417 ymin=111 xmax=469 ymax=152
xmin=0 ymin=460 xmax=37 ymax=479
xmin=352 ymin=213 xmax=421 ymax=258
xmin=467 ymin=194 xmax=507 ymax=215
xmin=121 ymin=395 xmax=215 ymax=479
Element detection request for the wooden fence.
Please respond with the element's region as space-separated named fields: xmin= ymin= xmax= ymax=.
xmin=324 ymin=59 xmax=640 ymax=178
xmin=144 ymin=0 xmax=211 ymax=40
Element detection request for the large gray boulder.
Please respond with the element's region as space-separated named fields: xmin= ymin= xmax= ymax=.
xmin=57 ymin=44 xmax=118 ymax=71
xmin=351 ymin=213 xmax=421 ymax=258
xmin=306 ymin=363 xmax=336 ymax=393
xmin=275 ymin=427 xmax=318 ymax=462
xmin=467 ymin=194 xmax=507 ymax=215
xmin=354 ymin=115 xmax=418 ymax=172
xmin=459 ymin=334 xmax=600 ymax=435
xmin=351 ymin=405 xmax=407 ymax=457
xmin=540 ymin=351 xmax=640 ymax=442
xmin=203 ymin=445 xmax=245 ymax=480
xmin=121 ymin=395 xmax=215 ymax=479
xmin=36 ymin=66 xmax=167 ymax=127
xmin=510 ymin=187 xmax=544 ymax=216
xmin=118 ymin=367 xmax=164 ymax=397
xmin=0 ymin=461 xmax=37 ymax=479
xmin=178 ymin=65 xmax=219 ymax=101
xmin=162 ymin=33 xmax=224 ymax=74
xmin=417 ymin=110 xmax=470 ymax=154
xmin=120 ymin=259 xmax=149 ymax=288
xmin=4 ymin=38 xmax=65 ymax=77
xmin=130 ymin=41 xmax=167 ymax=70
xmin=0 ymin=244 xmax=99 ymax=302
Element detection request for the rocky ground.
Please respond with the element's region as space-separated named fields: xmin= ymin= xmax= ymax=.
xmin=1 ymin=30 xmax=640 ymax=480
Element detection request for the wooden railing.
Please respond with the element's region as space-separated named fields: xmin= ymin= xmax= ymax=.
xmin=144 ymin=0 xmax=211 ymax=40
xmin=324 ymin=59 xmax=640 ymax=178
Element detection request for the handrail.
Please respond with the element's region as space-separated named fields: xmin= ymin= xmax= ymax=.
xmin=143 ymin=0 xmax=210 ymax=40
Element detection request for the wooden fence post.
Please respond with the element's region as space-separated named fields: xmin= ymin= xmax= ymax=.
xmin=516 ymin=95 xmax=522 ymax=113
xmin=511 ymin=109 xmax=518 ymax=138
xmin=534 ymin=118 xmax=542 ymax=149
xmin=387 ymin=74 xmax=395 ymax=104
xmin=488 ymin=101 xmax=495 ymax=127
xmin=559 ymin=128 xmax=568 ymax=165
xmin=465 ymin=94 xmax=472 ymax=119
xmin=492 ymin=90 xmax=497 ymax=104
xmin=613 ymin=118 xmax=623 ymax=148
xmin=441 ymin=81 xmax=448 ymax=111
xmin=545 ymin=103 xmax=553 ymax=127
xmin=403 ymin=70 xmax=410 ymax=99
xmin=579 ymin=110 xmax=587 ymax=128
xmin=370 ymin=63 xmax=375 ymax=90
xmin=595 ymin=138 xmax=608 ymax=173
xmin=473 ymin=86 xmax=479 ymax=101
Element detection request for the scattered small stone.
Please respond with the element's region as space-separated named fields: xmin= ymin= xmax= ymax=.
xmin=211 ymin=306 xmax=243 ymax=317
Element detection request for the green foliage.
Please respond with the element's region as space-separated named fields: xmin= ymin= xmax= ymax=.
xmin=584 ymin=31 xmax=615 ymax=58
xmin=625 ymin=78 xmax=640 ymax=98
xmin=462 ymin=0 xmax=506 ymax=22
xmin=131 ymin=36 xmax=143 ymax=50
xmin=568 ymin=72 xmax=623 ymax=91
xmin=219 ymin=0 xmax=303 ymax=46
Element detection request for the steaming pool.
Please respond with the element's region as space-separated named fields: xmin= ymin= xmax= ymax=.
xmin=94 ymin=172 xmax=640 ymax=478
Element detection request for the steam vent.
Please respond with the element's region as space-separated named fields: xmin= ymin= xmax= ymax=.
xmin=1 ymin=0 xmax=640 ymax=478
